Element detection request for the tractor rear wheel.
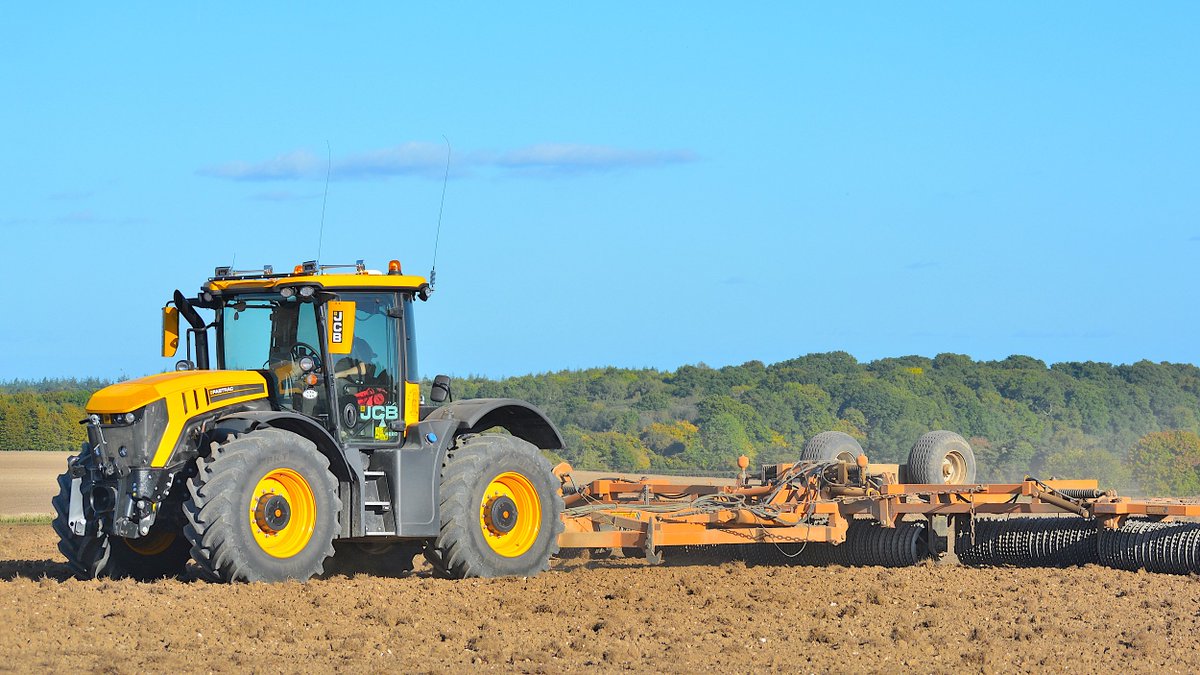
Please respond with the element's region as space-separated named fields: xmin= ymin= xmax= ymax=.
xmin=183 ymin=428 xmax=340 ymax=582
xmin=424 ymin=434 xmax=564 ymax=578
xmin=51 ymin=454 xmax=191 ymax=580
xmin=906 ymin=430 xmax=976 ymax=484
xmin=800 ymin=431 xmax=865 ymax=463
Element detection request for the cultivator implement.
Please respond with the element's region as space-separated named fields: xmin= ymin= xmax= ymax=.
xmin=554 ymin=456 xmax=1200 ymax=575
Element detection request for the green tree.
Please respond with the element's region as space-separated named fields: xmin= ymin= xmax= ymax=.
xmin=1127 ymin=430 xmax=1200 ymax=496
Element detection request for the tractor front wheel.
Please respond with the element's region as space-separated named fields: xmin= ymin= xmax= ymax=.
xmin=183 ymin=428 xmax=340 ymax=582
xmin=51 ymin=455 xmax=191 ymax=580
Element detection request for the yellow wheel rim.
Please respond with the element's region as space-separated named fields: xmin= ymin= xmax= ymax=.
xmin=479 ymin=471 xmax=542 ymax=558
xmin=249 ymin=467 xmax=317 ymax=559
xmin=124 ymin=530 xmax=175 ymax=556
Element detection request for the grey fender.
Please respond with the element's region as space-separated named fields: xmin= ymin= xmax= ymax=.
xmin=421 ymin=398 xmax=565 ymax=450
xmin=213 ymin=410 xmax=357 ymax=483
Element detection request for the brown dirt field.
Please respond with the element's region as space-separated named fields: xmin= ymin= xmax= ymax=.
xmin=0 ymin=452 xmax=72 ymax=516
xmin=3 ymin=525 xmax=1199 ymax=673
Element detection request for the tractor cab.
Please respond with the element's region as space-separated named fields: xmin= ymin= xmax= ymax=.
xmin=168 ymin=259 xmax=427 ymax=444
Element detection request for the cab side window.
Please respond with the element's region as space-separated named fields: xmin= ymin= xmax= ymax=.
xmin=333 ymin=292 xmax=401 ymax=444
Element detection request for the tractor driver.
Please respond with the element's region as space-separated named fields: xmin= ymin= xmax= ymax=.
xmin=334 ymin=336 xmax=379 ymax=383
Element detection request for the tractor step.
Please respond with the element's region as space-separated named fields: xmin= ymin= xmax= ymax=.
xmin=360 ymin=468 xmax=397 ymax=535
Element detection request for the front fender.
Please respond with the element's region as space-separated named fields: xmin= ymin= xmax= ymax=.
xmin=213 ymin=410 xmax=357 ymax=482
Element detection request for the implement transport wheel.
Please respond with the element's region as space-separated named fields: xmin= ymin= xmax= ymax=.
xmin=183 ymin=428 xmax=340 ymax=582
xmin=51 ymin=454 xmax=191 ymax=580
xmin=907 ymin=431 xmax=976 ymax=484
xmin=800 ymin=431 xmax=865 ymax=463
xmin=425 ymin=434 xmax=564 ymax=579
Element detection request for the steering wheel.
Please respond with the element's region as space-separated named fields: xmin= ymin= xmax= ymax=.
xmin=290 ymin=342 xmax=322 ymax=371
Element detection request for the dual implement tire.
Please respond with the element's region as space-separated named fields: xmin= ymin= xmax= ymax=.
xmin=799 ymin=431 xmax=865 ymax=463
xmin=425 ymin=434 xmax=564 ymax=578
xmin=906 ymin=430 xmax=976 ymax=484
xmin=183 ymin=428 xmax=340 ymax=582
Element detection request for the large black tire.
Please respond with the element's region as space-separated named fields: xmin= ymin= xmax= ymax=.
xmin=906 ymin=430 xmax=976 ymax=484
xmin=51 ymin=455 xmax=191 ymax=580
xmin=799 ymin=431 xmax=865 ymax=463
xmin=183 ymin=428 xmax=340 ymax=582
xmin=424 ymin=434 xmax=564 ymax=578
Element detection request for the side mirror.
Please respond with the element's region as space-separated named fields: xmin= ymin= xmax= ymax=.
xmin=430 ymin=374 xmax=452 ymax=403
xmin=162 ymin=305 xmax=180 ymax=358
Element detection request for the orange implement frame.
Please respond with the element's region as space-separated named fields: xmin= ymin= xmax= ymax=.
xmin=554 ymin=461 xmax=1200 ymax=561
xmin=558 ymin=476 xmax=851 ymax=561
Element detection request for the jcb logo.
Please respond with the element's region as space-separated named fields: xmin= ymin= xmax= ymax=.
xmin=360 ymin=405 xmax=399 ymax=421
xmin=331 ymin=310 xmax=344 ymax=344
xmin=326 ymin=301 xmax=355 ymax=355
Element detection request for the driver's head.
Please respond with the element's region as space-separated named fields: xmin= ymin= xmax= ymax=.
xmin=350 ymin=336 xmax=376 ymax=363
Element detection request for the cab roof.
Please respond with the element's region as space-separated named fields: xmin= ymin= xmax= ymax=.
xmin=202 ymin=260 xmax=429 ymax=295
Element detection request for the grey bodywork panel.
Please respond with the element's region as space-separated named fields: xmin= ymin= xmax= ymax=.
xmin=367 ymin=418 xmax=458 ymax=538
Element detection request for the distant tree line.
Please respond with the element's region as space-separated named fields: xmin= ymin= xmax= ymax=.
xmin=0 ymin=379 xmax=105 ymax=454
xmin=4 ymin=354 xmax=1200 ymax=494
xmin=453 ymin=353 xmax=1200 ymax=495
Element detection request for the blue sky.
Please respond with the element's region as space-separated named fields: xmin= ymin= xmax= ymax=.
xmin=2 ymin=4 xmax=1197 ymax=381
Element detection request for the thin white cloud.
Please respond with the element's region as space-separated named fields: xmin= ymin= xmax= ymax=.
xmin=199 ymin=150 xmax=322 ymax=181
xmin=334 ymin=142 xmax=453 ymax=179
xmin=200 ymin=141 xmax=697 ymax=182
xmin=494 ymin=143 xmax=697 ymax=173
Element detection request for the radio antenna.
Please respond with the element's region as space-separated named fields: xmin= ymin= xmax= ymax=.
xmin=428 ymin=135 xmax=451 ymax=292
xmin=316 ymin=140 xmax=332 ymax=263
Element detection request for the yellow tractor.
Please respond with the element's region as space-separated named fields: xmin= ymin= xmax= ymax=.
xmin=52 ymin=259 xmax=564 ymax=581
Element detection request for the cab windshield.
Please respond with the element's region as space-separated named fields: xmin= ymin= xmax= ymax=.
xmin=219 ymin=294 xmax=327 ymax=417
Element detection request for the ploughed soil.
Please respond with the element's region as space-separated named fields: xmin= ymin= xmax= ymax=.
xmin=3 ymin=525 xmax=1200 ymax=673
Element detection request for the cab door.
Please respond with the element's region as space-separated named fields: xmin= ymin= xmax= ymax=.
xmin=326 ymin=291 xmax=404 ymax=446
